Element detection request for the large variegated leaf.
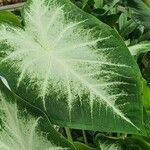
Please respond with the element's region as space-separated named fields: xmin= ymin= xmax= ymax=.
xmin=0 ymin=101 xmax=66 ymax=150
xmin=0 ymin=0 xmax=144 ymax=134
xmin=0 ymin=78 xmax=75 ymax=150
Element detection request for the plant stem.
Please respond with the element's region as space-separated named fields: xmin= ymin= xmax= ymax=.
xmin=0 ymin=2 xmax=25 ymax=11
xmin=128 ymin=8 xmax=132 ymax=18
xmin=82 ymin=130 xmax=88 ymax=145
xmin=65 ymin=127 xmax=73 ymax=142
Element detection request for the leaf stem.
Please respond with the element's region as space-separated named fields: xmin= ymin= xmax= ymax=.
xmin=0 ymin=2 xmax=25 ymax=11
xmin=65 ymin=127 xmax=73 ymax=142
xmin=82 ymin=130 xmax=88 ymax=145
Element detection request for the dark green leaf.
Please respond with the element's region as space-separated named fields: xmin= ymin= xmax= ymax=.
xmin=120 ymin=19 xmax=138 ymax=38
xmin=73 ymin=142 xmax=96 ymax=150
xmin=125 ymin=136 xmax=150 ymax=150
xmin=125 ymin=0 xmax=150 ymax=29
xmin=94 ymin=0 xmax=103 ymax=8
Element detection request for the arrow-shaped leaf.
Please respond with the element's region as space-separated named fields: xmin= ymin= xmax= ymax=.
xmin=0 ymin=0 xmax=144 ymax=134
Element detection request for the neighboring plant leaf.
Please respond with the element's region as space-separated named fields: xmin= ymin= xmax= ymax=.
xmin=104 ymin=0 xmax=119 ymax=14
xmin=125 ymin=0 xmax=150 ymax=29
xmin=0 ymin=79 xmax=76 ymax=150
xmin=144 ymin=0 xmax=150 ymax=7
xmin=0 ymin=11 xmax=22 ymax=27
xmin=94 ymin=0 xmax=103 ymax=8
xmin=119 ymin=13 xmax=127 ymax=31
xmin=0 ymin=0 xmax=144 ymax=134
xmin=139 ymin=30 xmax=150 ymax=42
xmin=100 ymin=14 xmax=120 ymax=28
xmin=142 ymin=52 xmax=150 ymax=84
xmin=125 ymin=136 xmax=150 ymax=150
xmin=128 ymin=42 xmax=150 ymax=56
xmin=0 ymin=101 xmax=68 ymax=150
xmin=143 ymin=79 xmax=150 ymax=112
xmin=73 ymin=142 xmax=96 ymax=150
xmin=82 ymin=0 xmax=89 ymax=9
xmin=95 ymin=133 xmax=124 ymax=150
xmin=120 ymin=19 xmax=137 ymax=38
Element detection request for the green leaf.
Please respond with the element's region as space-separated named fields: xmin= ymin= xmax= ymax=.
xmin=119 ymin=13 xmax=127 ymax=31
xmin=95 ymin=133 xmax=150 ymax=150
xmin=82 ymin=0 xmax=89 ymax=9
xmin=94 ymin=0 xmax=103 ymax=8
xmin=120 ymin=19 xmax=138 ymax=38
xmin=142 ymin=79 xmax=150 ymax=127
xmin=144 ymin=0 xmax=150 ymax=7
xmin=0 ymin=0 xmax=145 ymax=134
xmin=125 ymin=0 xmax=150 ymax=29
xmin=0 ymin=101 xmax=66 ymax=150
xmin=100 ymin=14 xmax=120 ymax=28
xmin=128 ymin=41 xmax=150 ymax=56
xmin=73 ymin=142 xmax=96 ymax=150
xmin=104 ymin=0 xmax=119 ymax=14
xmin=143 ymin=79 xmax=150 ymax=111
xmin=139 ymin=30 xmax=150 ymax=42
xmin=95 ymin=133 xmax=124 ymax=150
xmin=0 ymin=78 xmax=76 ymax=150
xmin=125 ymin=136 xmax=150 ymax=150
xmin=0 ymin=11 xmax=22 ymax=27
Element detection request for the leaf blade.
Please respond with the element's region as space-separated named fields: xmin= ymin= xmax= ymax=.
xmin=0 ymin=0 xmax=144 ymax=134
xmin=0 ymin=78 xmax=76 ymax=150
